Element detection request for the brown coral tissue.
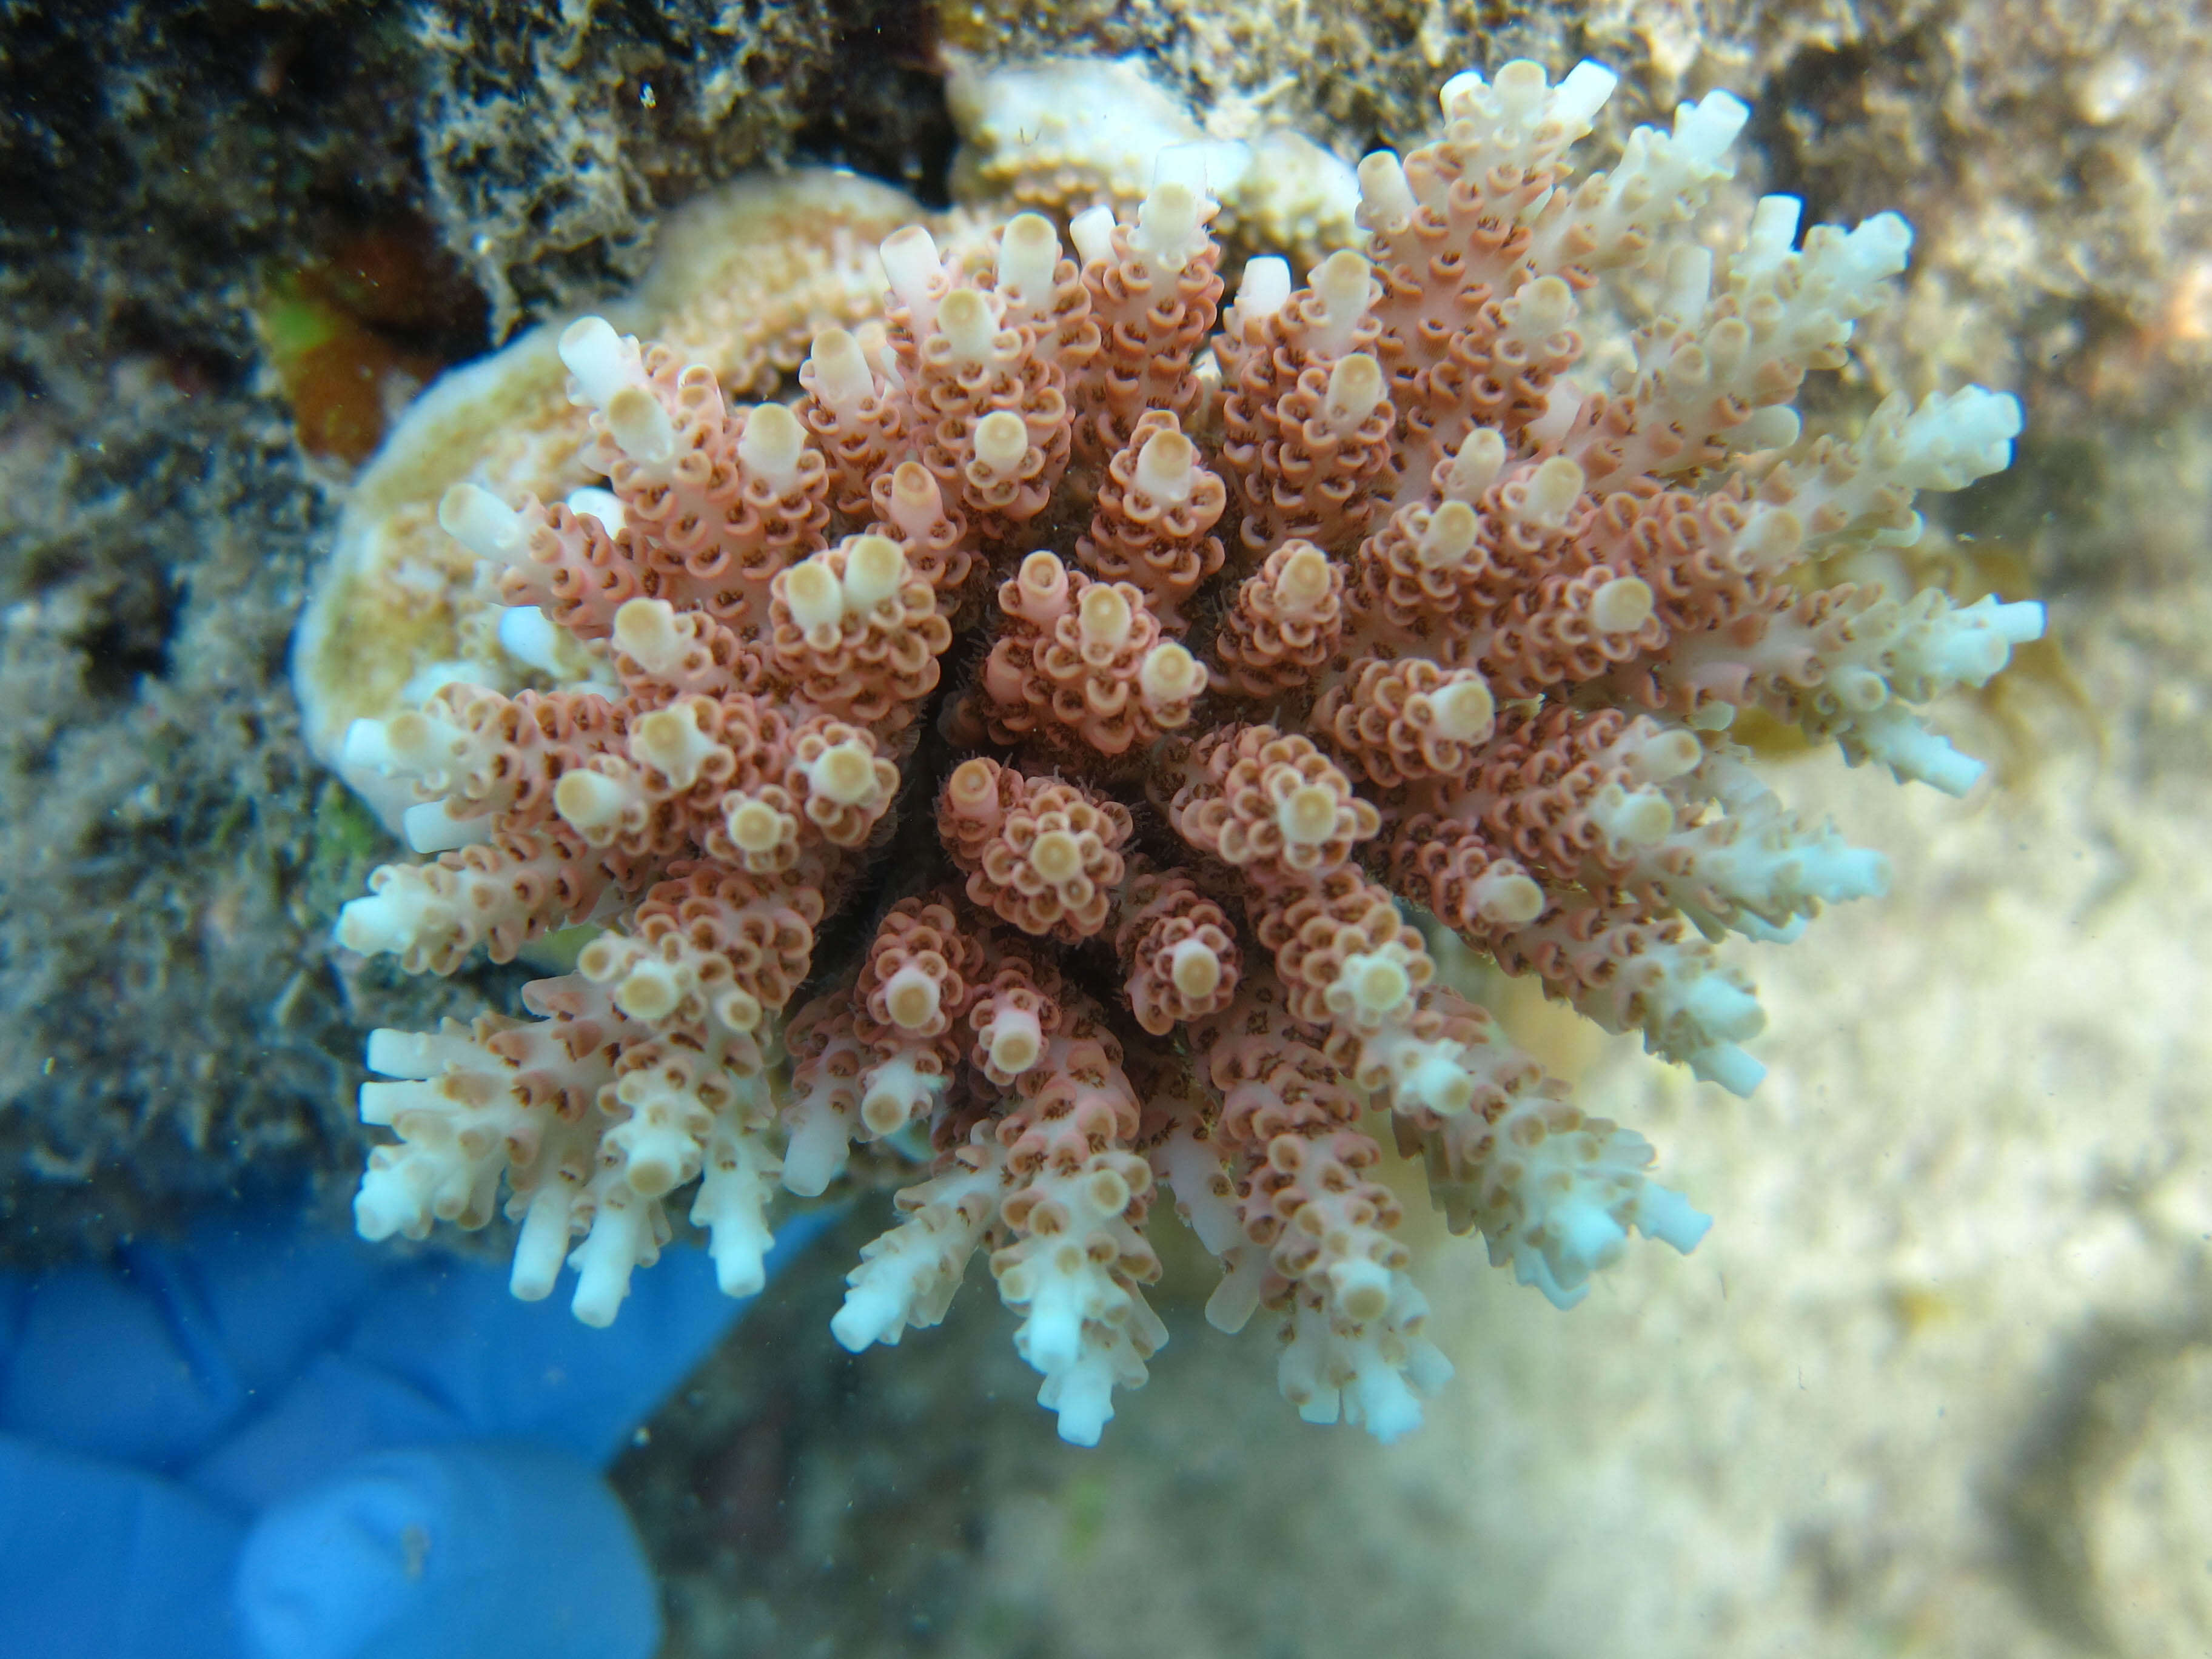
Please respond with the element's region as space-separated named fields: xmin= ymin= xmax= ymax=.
xmin=329 ymin=58 xmax=2041 ymax=1445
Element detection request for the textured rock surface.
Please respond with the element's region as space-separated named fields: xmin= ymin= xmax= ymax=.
xmin=0 ymin=0 xmax=921 ymax=1256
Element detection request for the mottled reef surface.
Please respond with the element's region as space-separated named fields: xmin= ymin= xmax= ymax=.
xmin=0 ymin=0 xmax=948 ymax=1255
xmin=3 ymin=2 xmax=2210 ymax=1655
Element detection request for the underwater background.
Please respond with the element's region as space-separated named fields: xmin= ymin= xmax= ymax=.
xmin=2 ymin=2 xmax=2206 ymax=1655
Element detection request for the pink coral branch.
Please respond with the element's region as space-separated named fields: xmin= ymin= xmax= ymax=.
xmin=335 ymin=52 xmax=2036 ymax=1445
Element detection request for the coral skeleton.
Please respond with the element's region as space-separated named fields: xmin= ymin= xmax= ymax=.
xmin=332 ymin=58 xmax=2037 ymax=1445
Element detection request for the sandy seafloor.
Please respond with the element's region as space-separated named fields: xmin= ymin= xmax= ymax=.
xmin=612 ymin=431 xmax=2212 ymax=1657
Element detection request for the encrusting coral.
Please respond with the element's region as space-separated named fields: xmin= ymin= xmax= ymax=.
xmin=329 ymin=56 xmax=2040 ymax=1446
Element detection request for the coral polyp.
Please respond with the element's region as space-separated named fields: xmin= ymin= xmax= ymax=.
xmin=330 ymin=58 xmax=2037 ymax=1444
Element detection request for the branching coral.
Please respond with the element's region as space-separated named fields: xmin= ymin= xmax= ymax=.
xmin=329 ymin=57 xmax=2038 ymax=1445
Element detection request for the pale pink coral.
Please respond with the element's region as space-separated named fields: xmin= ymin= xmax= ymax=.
xmin=1212 ymin=540 xmax=1346 ymax=699
xmin=1114 ymin=870 xmax=1242 ymax=1034
xmin=937 ymin=758 xmax=1133 ymax=940
xmin=338 ymin=55 xmax=2035 ymax=1447
xmin=1070 ymin=181 xmax=1224 ymax=463
xmin=1169 ymin=726 xmax=1381 ymax=883
xmin=1073 ymin=411 xmax=1228 ymax=631
xmin=976 ymin=552 xmax=1204 ymax=757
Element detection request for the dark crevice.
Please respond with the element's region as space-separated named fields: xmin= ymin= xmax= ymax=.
xmin=1747 ymin=27 xmax=1946 ymax=227
xmin=71 ymin=558 xmax=181 ymax=700
xmin=1983 ymin=1306 xmax=2212 ymax=1655
xmin=792 ymin=5 xmax=957 ymax=207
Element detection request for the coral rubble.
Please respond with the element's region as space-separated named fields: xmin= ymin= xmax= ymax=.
xmin=327 ymin=57 xmax=2037 ymax=1444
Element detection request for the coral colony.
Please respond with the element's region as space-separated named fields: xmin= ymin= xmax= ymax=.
xmin=333 ymin=59 xmax=2038 ymax=1444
